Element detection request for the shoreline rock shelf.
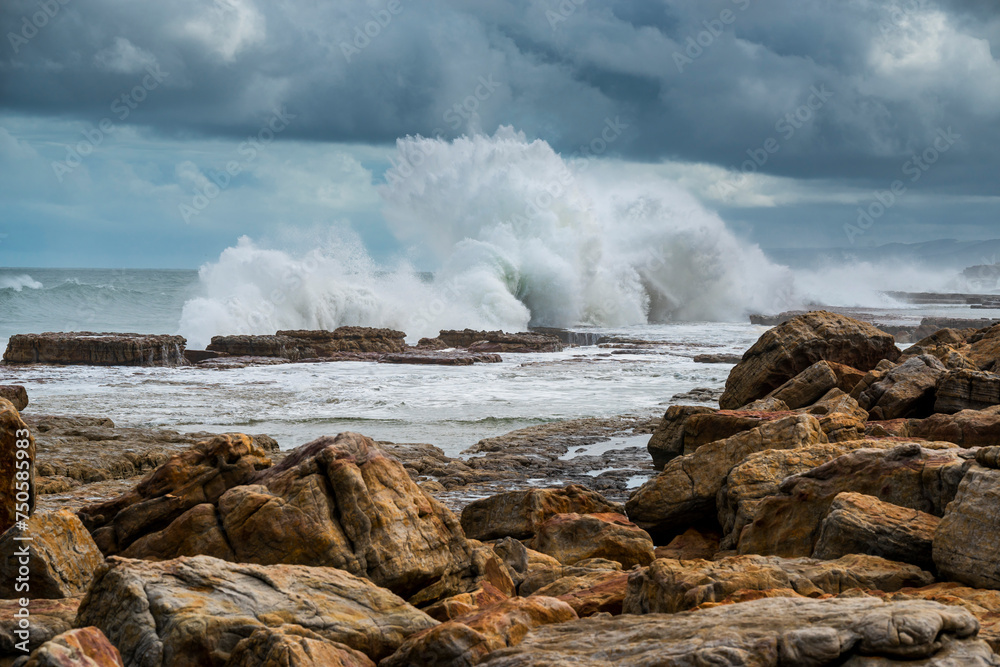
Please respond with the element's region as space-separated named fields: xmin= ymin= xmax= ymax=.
xmin=3 ymin=332 xmax=187 ymax=366
xmin=7 ymin=310 xmax=1000 ymax=665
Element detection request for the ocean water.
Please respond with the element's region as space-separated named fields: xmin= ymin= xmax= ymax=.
xmin=1 ymin=265 xmax=996 ymax=455
xmin=2 ymin=130 xmax=997 ymax=454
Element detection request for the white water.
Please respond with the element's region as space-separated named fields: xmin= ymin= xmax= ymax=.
xmin=178 ymin=128 xmax=797 ymax=348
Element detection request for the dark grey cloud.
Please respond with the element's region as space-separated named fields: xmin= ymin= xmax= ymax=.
xmin=1 ymin=0 xmax=997 ymax=195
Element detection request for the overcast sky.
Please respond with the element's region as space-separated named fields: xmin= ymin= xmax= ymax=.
xmin=1 ymin=0 xmax=998 ymax=268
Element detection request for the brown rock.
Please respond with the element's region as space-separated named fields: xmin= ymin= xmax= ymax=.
xmin=967 ymin=323 xmax=1000 ymax=371
xmin=433 ymin=330 xmax=565 ymax=353
xmin=535 ymin=570 xmax=629 ymax=616
xmin=460 ymin=485 xmax=621 ymax=542
xmin=206 ymin=327 xmax=406 ymax=359
xmin=17 ymin=627 xmax=124 ymax=667
xmin=626 ymin=414 xmax=827 ymax=535
xmin=381 ymin=596 xmax=576 ymax=667
xmin=882 ymin=583 xmax=1000 ymax=653
xmin=423 ymin=583 xmax=511 ymax=622
xmin=379 ymin=350 xmax=502 ymax=365
xmin=0 ymin=385 xmax=28 ymax=411
xmin=517 ymin=559 xmax=622 ymax=597
xmin=1 ymin=397 xmax=34 ymax=535
xmin=654 ymin=528 xmax=720 ymax=560
xmin=855 ymin=354 xmax=948 ymax=420
xmin=813 ymin=492 xmax=939 ymax=571
xmin=0 ymin=598 xmax=80 ymax=659
xmin=86 ymin=432 xmax=485 ymax=603
xmin=644 ymin=405 xmax=714 ymax=470
xmin=77 ymin=433 xmax=273 ymax=555
xmin=622 ymin=554 xmax=932 ymax=614
xmin=761 ymin=360 xmax=840 ymax=409
xmin=738 ymin=444 xmax=971 ymax=557
xmin=478 ymin=597 xmax=992 ymax=666
xmin=528 ymin=513 xmax=654 ymax=569
xmin=3 ymin=332 xmax=186 ymax=366
xmin=225 ymin=626 xmax=376 ymax=667
xmin=903 ymin=409 xmax=1000 ymax=447
xmin=935 ymin=369 xmax=1000 ymax=413
xmin=75 ymin=555 xmax=437 ymax=666
xmin=719 ymin=311 xmax=900 ymax=409
xmin=0 ymin=510 xmax=104 ymax=599
xmin=934 ymin=463 xmax=1000 ymax=589
xmin=717 ymin=439 xmax=901 ymax=550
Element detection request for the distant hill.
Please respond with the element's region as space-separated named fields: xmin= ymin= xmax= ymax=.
xmin=766 ymin=239 xmax=1000 ymax=271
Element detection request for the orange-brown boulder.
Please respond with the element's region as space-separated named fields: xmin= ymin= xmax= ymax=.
xmin=528 ymin=513 xmax=653 ymax=569
xmin=460 ymin=485 xmax=621 ymax=541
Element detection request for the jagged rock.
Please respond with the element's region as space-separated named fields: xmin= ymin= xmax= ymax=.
xmin=77 ymin=433 xmax=273 ymax=555
xmin=225 ymin=626 xmax=376 ymax=667
xmin=1 ymin=397 xmax=34 ymax=534
xmin=460 ymin=485 xmax=621 ymax=541
xmin=491 ymin=539 xmax=566 ymax=595
xmin=902 ymin=409 xmax=1000 ymax=447
xmin=0 ymin=510 xmax=104 ymax=598
xmin=206 ymin=327 xmax=406 ymax=359
xmin=967 ymin=323 xmax=1000 ymax=371
xmin=528 ymin=513 xmax=654 ymax=569
xmin=813 ymin=492 xmax=939 ymax=571
xmin=644 ymin=405 xmax=714 ymax=470
xmin=738 ymin=444 xmax=972 ymax=557
xmin=478 ymin=597 xmax=994 ymax=666
xmin=0 ymin=598 xmax=79 ymax=659
xmin=381 ymin=596 xmax=576 ymax=667
xmin=855 ymin=354 xmax=948 ymax=420
xmin=423 ymin=583 xmax=510 ymax=622
xmin=534 ymin=570 xmax=630 ymax=616
xmin=0 ymin=385 xmax=28 ymax=411
xmin=2 ymin=332 xmax=186 ymax=366
xmin=626 ymin=414 xmax=827 ymax=535
xmin=719 ymin=311 xmax=900 ymax=409
xmin=15 ymin=627 xmax=123 ymax=667
xmin=623 ymin=554 xmax=933 ymax=614
xmin=83 ymin=432 xmax=488 ymax=603
xmin=741 ymin=396 xmax=791 ymax=411
xmin=935 ymin=369 xmax=1000 ymax=413
xmin=760 ymin=360 xmax=863 ymax=409
xmin=717 ymin=439 xmax=903 ymax=550
xmin=934 ymin=463 xmax=1000 ymax=589
xmin=75 ymin=555 xmax=437 ymax=666
xmin=654 ymin=528 xmax=720 ymax=560
xmin=518 ymin=559 xmax=622 ymax=597
xmin=880 ymin=583 xmax=1000 ymax=653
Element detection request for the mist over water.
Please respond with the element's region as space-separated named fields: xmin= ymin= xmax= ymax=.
xmin=177 ymin=129 xmax=803 ymax=348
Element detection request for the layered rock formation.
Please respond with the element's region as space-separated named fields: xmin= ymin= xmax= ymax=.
xmin=206 ymin=326 xmax=406 ymax=359
xmin=3 ymin=332 xmax=187 ymax=366
xmin=421 ymin=330 xmax=565 ymax=353
xmin=720 ymin=311 xmax=900 ymax=409
xmin=479 ymin=597 xmax=995 ymax=666
xmin=75 ymin=555 xmax=437 ymax=666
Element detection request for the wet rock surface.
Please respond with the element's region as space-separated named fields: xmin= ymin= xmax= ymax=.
xmin=3 ymin=333 xmax=187 ymax=367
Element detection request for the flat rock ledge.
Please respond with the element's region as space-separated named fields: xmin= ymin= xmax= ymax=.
xmin=3 ymin=332 xmax=187 ymax=366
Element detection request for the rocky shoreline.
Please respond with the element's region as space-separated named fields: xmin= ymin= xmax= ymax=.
xmin=5 ymin=311 xmax=1000 ymax=665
